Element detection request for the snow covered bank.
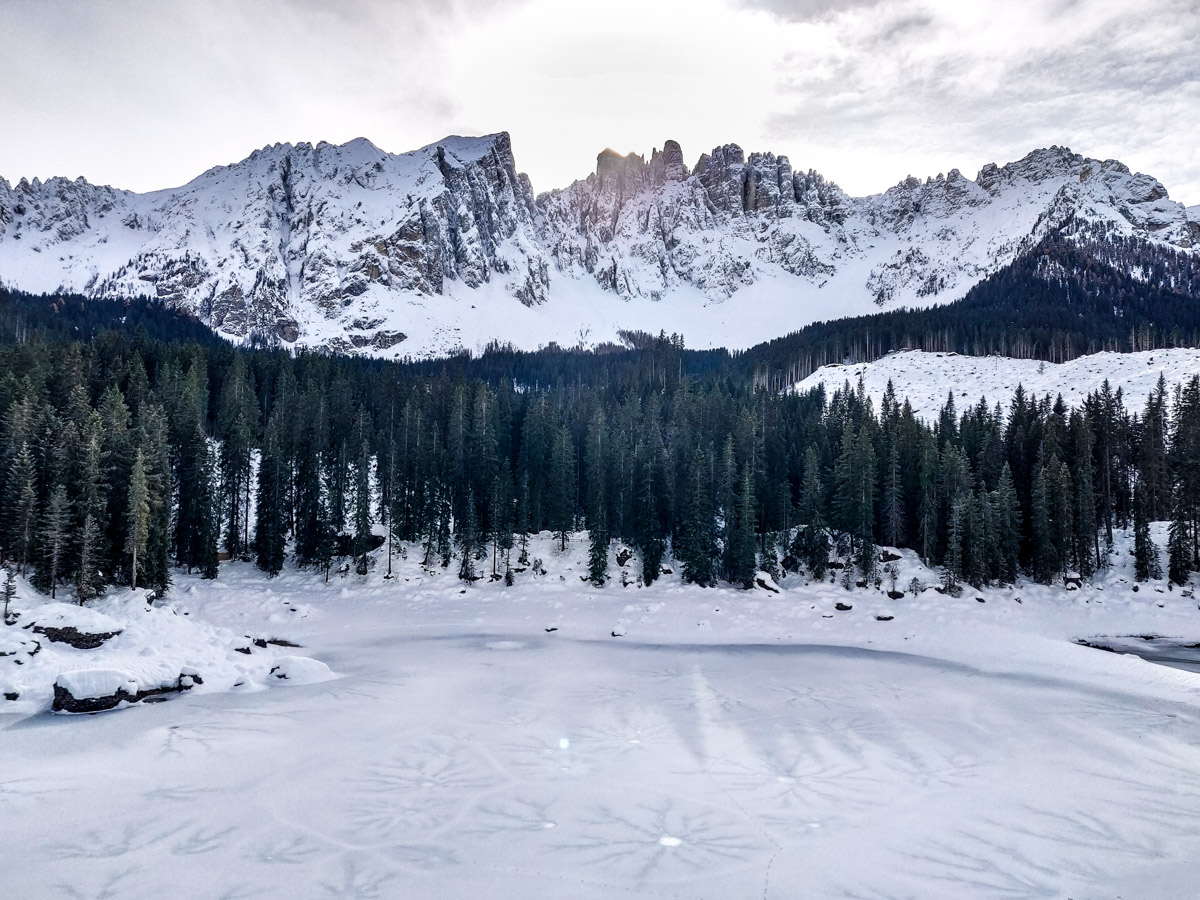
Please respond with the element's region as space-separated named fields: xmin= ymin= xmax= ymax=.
xmin=0 ymin=580 xmax=328 ymax=716
xmin=793 ymin=347 xmax=1200 ymax=420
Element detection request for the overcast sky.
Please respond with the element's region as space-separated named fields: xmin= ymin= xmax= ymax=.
xmin=2 ymin=0 xmax=1196 ymax=202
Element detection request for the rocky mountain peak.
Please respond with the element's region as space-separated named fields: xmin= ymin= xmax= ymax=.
xmin=0 ymin=135 xmax=1194 ymax=357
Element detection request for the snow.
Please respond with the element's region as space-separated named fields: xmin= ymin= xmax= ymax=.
xmin=3 ymin=529 xmax=1200 ymax=897
xmin=268 ymin=655 xmax=337 ymax=685
xmin=793 ymin=347 xmax=1200 ymax=420
xmin=21 ymin=601 xmax=122 ymax=635
xmin=55 ymin=668 xmax=139 ymax=699
xmin=0 ymin=578 xmax=316 ymax=715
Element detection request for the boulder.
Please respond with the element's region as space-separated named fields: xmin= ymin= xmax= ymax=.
xmin=22 ymin=603 xmax=123 ymax=649
xmin=53 ymin=667 xmax=203 ymax=713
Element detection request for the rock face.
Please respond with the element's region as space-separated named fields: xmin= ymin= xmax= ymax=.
xmin=0 ymin=136 xmax=1195 ymax=356
xmin=539 ymin=142 xmax=1195 ymax=307
xmin=0 ymin=133 xmax=549 ymax=349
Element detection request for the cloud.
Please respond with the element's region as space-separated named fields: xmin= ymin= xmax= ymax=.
xmin=0 ymin=0 xmax=1195 ymax=206
xmin=738 ymin=0 xmax=886 ymax=23
xmin=760 ymin=0 xmax=1200 ymax=201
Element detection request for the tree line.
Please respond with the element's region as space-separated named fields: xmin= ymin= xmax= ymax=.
xmin=0 ymin=316 xmax=1197 ymax=604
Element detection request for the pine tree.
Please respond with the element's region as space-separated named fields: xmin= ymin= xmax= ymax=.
xmin=1139 ymin=375 xmax=1171 ymax=520
xmin=943 ymin=496 xmax=964 ymax=595
xmin=315 ymin=496 xmax=337 ymax=583
xmin=587 ymin=504 xmax=609 ymax=586
xmin=548 ymin=425 xmax=576 ymax=552
xmin=1168 ymin=486 xmax=1192 ymax=585
xmin=727 ymin=463 xmax=757 ymax=589
xmin=217 ymin=356 xmax=258 ymax=559
xmin=457 ymin=490 xmax=479 ymax=582
xmin=636 ymin=434 xmax=667 ymax=586
xmin=176 ymin=421 xmax=219 ymax=577
xmin=140 ymin=405 xmax=173 ymax=597
xmin=254 ymin=416 xmax=288 ymax=577
xmin=585 ymin=409 xmax=609 ymax=586
xmin=851 ymin=428 xmax=878 ymax=584
xmin=679 ymin=447 xmax=716 ymax=586
xmin=881 ymin=441 xmax=905 ymax=548
xmin=6 ymin=444 xmax=37 ymax=577
xmin=1030 ymin=462 xmax=1056 ymax=584
xmin=994 ymin=463 xmax=1021 ymax=583
xmin=125 ymin=448 xmax=150 ymax=591
xmin=487 ymin=472 xmax=514 ymax=579
xmin=40 ymin=485 xmax=70 ymax=599
xmin=796 ymin=447 xmax=829 ymax=579
xmin=516 ymin=471 xmax=531 ymax=566
xmin=1069 ymin=412 xmax=1097 ymax=577
xmin=1133 ymin=486 xmax=1161 ymax=582
xmin=350 ymin=410 xmax=374 ymax=576
xmin=917 ymin=435 xmax=939 ymax=566
xmin=74 ymin=513 xmax=103 ymax=604
xmin=3 ymin=565 xmax=16 ymax=620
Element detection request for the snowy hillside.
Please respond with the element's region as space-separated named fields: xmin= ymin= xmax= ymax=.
xmin=793 ymin=348 xmax=1200 ymax=420
xmin=0 ymin=136 xmax=1196 ymax=357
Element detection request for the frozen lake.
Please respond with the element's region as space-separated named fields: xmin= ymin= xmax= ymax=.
xmin=6 ymin=596 xmax=1200 ymax=899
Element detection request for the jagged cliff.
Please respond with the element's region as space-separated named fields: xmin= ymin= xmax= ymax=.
xmin=0 ymin=133 xmax=1195 ymax=356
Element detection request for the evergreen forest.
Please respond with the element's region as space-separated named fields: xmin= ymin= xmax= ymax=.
xmin=0 ymin=286 xmax=1196 ymax=605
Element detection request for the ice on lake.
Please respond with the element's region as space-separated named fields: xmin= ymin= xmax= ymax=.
xmin=5 ymin=600 xmax=1200 ymax=899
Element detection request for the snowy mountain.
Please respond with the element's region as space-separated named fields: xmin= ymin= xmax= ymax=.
xmin=793 ymin=348 xmax=1200 ymax=421
xmin=1 ymin=135 xmax=1196 ymax=357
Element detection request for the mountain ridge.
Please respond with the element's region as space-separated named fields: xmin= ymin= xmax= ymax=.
xmin=1 ymin=132 xmax=1196 ymax=357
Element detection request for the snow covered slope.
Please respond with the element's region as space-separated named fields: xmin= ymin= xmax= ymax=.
xmin=1 ymin=136 xmax=1196 ymax=357
xmin=793 ymin=348 xmax=1200 ymax=420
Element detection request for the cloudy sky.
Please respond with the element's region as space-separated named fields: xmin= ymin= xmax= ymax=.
xmin=2 ymin=0 xmax=1196 ymax=202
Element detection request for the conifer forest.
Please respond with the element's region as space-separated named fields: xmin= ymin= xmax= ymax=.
xmin=2 ymin=288 xmax=1196 ymax=603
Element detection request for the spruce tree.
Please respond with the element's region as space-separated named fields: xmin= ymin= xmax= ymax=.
xmin=881 ymin=441 xmax=904 ymax=548
xmin=254 ymin=417 xmax=288 ymax=577
xmin=1030 ymin=461 xmax=1056 ymax=584
xmin=851 ymin=428 xmax=878 ymax=584
xmin=2 ymin=565 xmax=15 ymax=621
xmin=348 ymin=410 xmax=375 ymax=576
xmin=548 ymin=426 xmax=576 ymax=552
xmin=796 ymin=447 xmax=829 ymax=579
xmin=6 ymin=444 xmax=37 ymax=577
xmin=679 ymin=447 xmax=716 ymax=586
xmin=217 ymin=356 xmax=258 ymax=559
xmin=1168 ymin=487 xmax=1192 ymax=585
xmin=457 ymin=491 xmax=479 ymax=582
xmin=637 ymin=468 xmax=664 ymax=586
xmin=943 ymin=496 xmax=964 ymax=595
xmin=134 ymin=404 xmax=172 ymax=596
xmin=75 ymin=513 xmax=103 ymax=604
xmin=994 ymin=463 xmax=1022 ymax=583
xmin=1133 ymin=487 xmax=1161 ymax=582
xmin=516 ymin=471 xmax=531 ymax=567
xmin=125 ymin=448 xmax=150 ymax=591
xmin=727 ymin=463 xmax=757 ymax=589
xmin=315 ymin=497 xmax=337 ymax=583
xmin=40 ymin=485 xmax=70 ymax=599
xmin=587 ymin=503 xmax=609 ymax=586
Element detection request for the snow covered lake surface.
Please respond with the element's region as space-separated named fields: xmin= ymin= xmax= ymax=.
xmin=4 ymin=533 xmax=1200 ymax=898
